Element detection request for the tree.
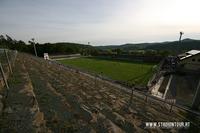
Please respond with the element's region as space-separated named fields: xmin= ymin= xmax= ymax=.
xmin=111 ymin=48 xmax=122 ymax=55
xmin=5 ymin=35 xmax=13 ymax=42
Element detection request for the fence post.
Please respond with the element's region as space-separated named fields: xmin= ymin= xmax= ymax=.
xmin=169 ymin=103 xmax=173 ymax=112
xmin=145 ymin=93 xmax=148 ymax=102
xmin=4 ymin=49 xmax=12 ymax=74
xmin=94 ymin=74 xmax=97 ymax=88
xmin=128 ymin=88 xmax=134 ymax=107
xmin=169 ymin=99 xmax=175 ymax=112
xmin=0 ymin=62 xmax=9 ymax=90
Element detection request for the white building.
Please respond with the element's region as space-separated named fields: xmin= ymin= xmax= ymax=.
xmin=44 ymin=53 xmax=50 ymax=60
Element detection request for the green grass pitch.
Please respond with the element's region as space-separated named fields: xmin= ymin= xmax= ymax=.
xmin=59 ymin=57 xmax=157 ymax=86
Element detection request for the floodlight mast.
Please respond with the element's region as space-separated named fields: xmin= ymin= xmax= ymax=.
xmin=31 ymin=38 xmax=38 ymax=57
xmin=179 ymin=32 xmax=184 ymax=42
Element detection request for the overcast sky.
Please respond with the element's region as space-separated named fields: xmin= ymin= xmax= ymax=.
xmin=0 ymin=0 xmax=200 ymax=45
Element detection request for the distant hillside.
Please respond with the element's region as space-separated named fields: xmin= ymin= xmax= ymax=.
xmin=96 ymin=39 xmax=200 ymax=52
xmin=2 ymin=34 xmax=200 ymax=56
xmin=145 ymin=39 xmax=200 ymax=52
xmin=96 ymin=43 xmax=151 ymax=51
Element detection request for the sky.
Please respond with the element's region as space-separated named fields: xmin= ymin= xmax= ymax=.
xmin=0 ymin=0 xmax=200 ymax=45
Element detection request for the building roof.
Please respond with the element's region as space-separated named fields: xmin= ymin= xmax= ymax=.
xmin=180 ymin=50 xmax=200 ymax=60
xmin=186 ymin=50 xmax=200 ymax=55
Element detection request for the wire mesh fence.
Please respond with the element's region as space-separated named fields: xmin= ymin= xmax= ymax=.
xmin=0 ymin=49 xmax=18 ymax=91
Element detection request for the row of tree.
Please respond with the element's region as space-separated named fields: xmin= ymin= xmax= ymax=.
xmin=97 ymin=48 xmax=171 ymax=57
xmin=0 ymin=35 xmax=98 ymax=56
xmin=0 ymin=34 xmax=171 ymax=61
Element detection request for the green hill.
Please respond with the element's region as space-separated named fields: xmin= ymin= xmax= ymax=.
xmin=96 ymin=39 xmax=200 ymax=52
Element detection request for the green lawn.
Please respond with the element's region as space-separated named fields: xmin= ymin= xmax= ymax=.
xmin=59 ymin=57 xmax=157 ymax=86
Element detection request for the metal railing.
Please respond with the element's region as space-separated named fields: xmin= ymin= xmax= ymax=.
xmin=51 ymin=60 xmax=200 ymax=116
xmin=0 ymin=49 xmax=18 ymax=92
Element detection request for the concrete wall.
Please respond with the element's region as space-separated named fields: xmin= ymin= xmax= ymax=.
xmin=165 ymin=74 xmax=200 ymax=107
xmin=179 ymin=54 xmax=200 ymax=71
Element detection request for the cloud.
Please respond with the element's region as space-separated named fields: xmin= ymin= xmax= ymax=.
xmin=0 ymin=0 xmax=199 ymax=45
